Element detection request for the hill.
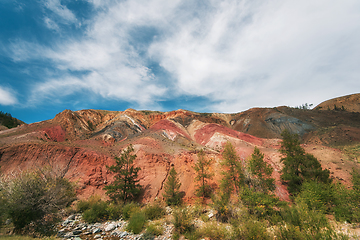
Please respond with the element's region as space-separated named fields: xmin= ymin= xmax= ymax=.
xmin=315 ymin=93 xmax=360 ymax=112
xmin=0 ymin=94 xmax=359 ymax=202
xmin=0 ymin=111 xmax=25 ymax=129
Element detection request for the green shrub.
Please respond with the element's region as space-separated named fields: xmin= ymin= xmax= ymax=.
xmin=241 ymin=188 xmax=285 ymax=220
xmin=106 ymin=202 xmax=123 ymax=220
xmin=173 ymin=207 xmax=194 ymax=235
xmin=234 ymin=218 xmax=271 ymax=240
xmin=145 ymin=222 xmax=164 ymax=236
xmin=144 ymin=203 xmax=165 ymax=220
xmin=122 ymin=202 xmax=140 ymax=220
xmin=197 ymin=222 xmax=232 ymax=240
xmin=0 ymin=169 xmax=75 ymax=235
xmin=76 ymin=195 xmax=102 ymax=213
xmin=277 ymin=199 xmax=345 ymax=239
xmin=78 ymin=197 xmax=122 ymax=222
xmin=211 ymin=190 xmax=233 ymax=222
xmin=82 ymin=201 xmax=109 ymax=223
xmin=127 ymin=211 xmax=146 ymax=234
xmin=331 ymin=169 xmax=360 ymax=223
xmin=297 ymin=181 xmax=335 ymax=213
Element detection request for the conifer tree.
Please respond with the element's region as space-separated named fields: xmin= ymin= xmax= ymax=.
xmin=280 ymin=130 xmax=331 ymax=195
xmin=104 ymin=145 xmax=142 ymax=203
xmin=221 ymin=142 xmax=244 ymax=194
xmin=163 ymin=167 xmax=182 ymax=206
xmin=193 ymin=149 xmax=213 ymax=199
xmin=249 ymin=146 xmax=275 ymax=192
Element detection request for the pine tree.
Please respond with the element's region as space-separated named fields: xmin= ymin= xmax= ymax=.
xmin=193 ymin=149 xmax=213 ymax=199
xmin=280 ymin=130 xmax=331 ymax=195
xmin=104 ymin=145 xmax=142 ymax=203
xmin=221 ymin=142 xmax=244 ymax=194
xmin=249 ymin=146 xmax=275 ymax=192
xmin=163 ymin=167 xmax=182 ymax=206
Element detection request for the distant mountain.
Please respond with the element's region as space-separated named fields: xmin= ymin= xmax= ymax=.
xmin=315 ymin=93 xmax=360 ymax=112
xmin=0 ymin=94 xmax=359 ymax=203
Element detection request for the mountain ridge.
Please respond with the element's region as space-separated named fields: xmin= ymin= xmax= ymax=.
xmin=0 ymin=93 xmax=359 ymax=202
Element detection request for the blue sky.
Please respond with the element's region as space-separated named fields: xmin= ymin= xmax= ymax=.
xmin=1 ymin=0 xmax=360 ymax=124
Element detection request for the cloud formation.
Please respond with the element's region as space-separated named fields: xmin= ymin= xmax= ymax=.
xmin=0 ymin=86 xmax=17 ymax=106
xmin=6 ymin=0 xmax=360 ymax=112
xmin=42 ymin=0 xmax=77 ymax=24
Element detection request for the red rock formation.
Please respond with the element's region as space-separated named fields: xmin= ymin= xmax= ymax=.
xmin=1 ymin=101 xmax=359 ymax=203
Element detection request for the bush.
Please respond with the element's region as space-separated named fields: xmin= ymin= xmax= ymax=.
xmin=145 ymin=222 xmax=164 ymax=236
xmin=143 ymin=203 xmax=165 ymax=220
xmin=211 ymin=189 xmax=234 ymax=223
xmin=277 ymin=199 xmax=346 ymax=239
xmin=107 ymin=202 xmax=123 ymax=220
xmin=82 ymin=201 xmax=109 ymax=223
xmin=76 ymin=195 xmax=102 ymax=212
xmin=297 ymin=181 xmax=335 ymax=213
xmin=241 ymin=188 xmax=285 ymax=221
xmin=332 ymin=183 xmax=360 ymax=223
xmin=127 ymin=211 xmax=146 ymax=234
xmin=197 ymin=222 xmax=232 ymax=240
xmin=173 ymin=207 xmax=194 ymax=235
xmin=238 ymin=219 xmax=271 ymax=240
xmin=122 ymin=202 xmax=141 ymax=220
xmin=0 ymin=168 xmax=75 ymax=235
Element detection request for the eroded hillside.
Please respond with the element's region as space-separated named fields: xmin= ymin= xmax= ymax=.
xmin=0 ymin=94 xmax=359 ymax=202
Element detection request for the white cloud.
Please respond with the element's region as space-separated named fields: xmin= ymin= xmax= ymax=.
xmin=149 ymin=0 xmax=360 ymax=111
xmin=44 ymin=17 xmax=60 ymax=31
xmin=8 ymin=0 xmax=360 ymax=111
xmin=43 ymin=0 xmax=77 ymax=23
xmin=0 ymin=86 xmax=18 ymax=106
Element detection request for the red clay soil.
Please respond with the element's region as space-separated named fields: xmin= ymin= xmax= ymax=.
xmin=41 ymin=125 xmax=66 ymax=142
xmin=194 ymin=123 xmax=264 ymax=146
xmin=149 ymin=119 xmax=191 ymax=140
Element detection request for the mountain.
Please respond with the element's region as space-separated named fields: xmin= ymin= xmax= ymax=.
xmin=0 ymin=94 xmax=359 ymax=203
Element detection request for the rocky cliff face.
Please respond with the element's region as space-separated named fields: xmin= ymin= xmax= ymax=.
xmin=1 ymin=94 xmax=359 ymax=202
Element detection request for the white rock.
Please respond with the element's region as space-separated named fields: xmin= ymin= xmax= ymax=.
xmin=105 ymin=223 xmax=117 ymax=232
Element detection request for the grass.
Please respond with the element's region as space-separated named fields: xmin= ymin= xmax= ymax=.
xmin=342 ymin=144 xmax=360 ymax=162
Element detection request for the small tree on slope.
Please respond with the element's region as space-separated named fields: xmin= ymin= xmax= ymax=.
xmin=280 ymin=130 xmax=331 ymax=195
xmin=249 ymin=146 xmax=275 ymax=192
xmin=193 ymin=149 xmax=213 ymax=199
xmin=104 ymin=144 xmax=142 ymax=203
xmin=221 ymin=142 xmax=245 ymax=194
xmin=163 ymin=167 xmax=182 ymax=206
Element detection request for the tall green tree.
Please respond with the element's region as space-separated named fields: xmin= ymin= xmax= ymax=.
xmin=249 ymin=146 xmax=275 ymax=192
xmin=221 ymin=142 xmax=244 ymax=194
xmin=280 ymin=130 xmax=331 ymax=195
xmin=193 ymin=149 xmax=213 ymax=199
xmin=104 ymin=145 xmax=142 ymax=203
xmin=163 ymin=167 xmax=182 ymax=206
